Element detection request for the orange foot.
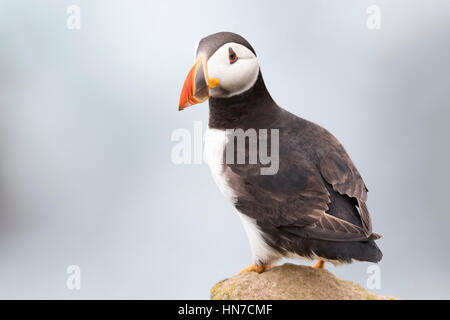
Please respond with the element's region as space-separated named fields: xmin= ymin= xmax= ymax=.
xmin=239 ymin=264 xmax=266 ymax=274
xmin=312 ymin=260 xmax=325 ymax=269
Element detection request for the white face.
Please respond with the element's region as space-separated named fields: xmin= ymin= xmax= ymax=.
xmin=203 ymin=42 xmax=260 ymax=98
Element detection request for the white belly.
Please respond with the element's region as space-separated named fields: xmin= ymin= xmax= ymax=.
xmin=204 ymin=127 xmax=281 ymax=264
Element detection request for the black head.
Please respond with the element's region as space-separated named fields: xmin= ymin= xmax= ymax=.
xmin=196 ymin=32 xmax=256 ymax=60
xmin=179 ymin=32 xmax=261 ymax=109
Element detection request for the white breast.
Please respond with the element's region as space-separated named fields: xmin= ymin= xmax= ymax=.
xmin=204 ymin=128 xmax=236 ymax=203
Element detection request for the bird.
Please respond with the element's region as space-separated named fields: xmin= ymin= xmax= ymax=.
xmin=178 ymin=32 xmax=382 ymax=273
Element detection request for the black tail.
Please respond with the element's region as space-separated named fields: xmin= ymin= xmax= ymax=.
xmin=311 ymin=239 xmax=382 ymax=263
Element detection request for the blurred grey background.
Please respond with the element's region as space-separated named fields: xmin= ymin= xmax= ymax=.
xmin=0 ymin=0 xmax=449 ymax=299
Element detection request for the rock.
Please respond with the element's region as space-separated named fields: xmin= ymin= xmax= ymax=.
xmin=210 ymin=263 xmax=395 ymax=300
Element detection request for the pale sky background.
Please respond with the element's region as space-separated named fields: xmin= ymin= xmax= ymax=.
xmin=0 ymin=0 xmax=449 ymax=299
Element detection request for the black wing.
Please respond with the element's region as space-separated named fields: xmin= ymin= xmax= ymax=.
xmin=225 ymin=113 xmax=380 ymax=242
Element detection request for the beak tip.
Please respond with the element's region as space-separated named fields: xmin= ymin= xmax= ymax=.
xmin=178 ymin=101 xmax=189 ymax=111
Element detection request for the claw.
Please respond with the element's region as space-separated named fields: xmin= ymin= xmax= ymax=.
xmin=312 ymin=260 xmax=325 ymax=269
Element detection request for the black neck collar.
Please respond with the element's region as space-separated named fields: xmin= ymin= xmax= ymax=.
xmin=208 ymin=72 xmax=279 ymax=130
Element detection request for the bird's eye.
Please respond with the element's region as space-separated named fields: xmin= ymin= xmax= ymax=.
xmin=228 ymin=47 xmax=238 ymax=64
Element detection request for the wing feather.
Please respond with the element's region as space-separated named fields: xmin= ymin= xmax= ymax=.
xmin=315 ymin=126 xmax=373 ymax=235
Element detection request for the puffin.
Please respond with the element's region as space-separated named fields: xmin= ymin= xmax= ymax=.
xmin=179 ymin=32 xmax=382 ymax=272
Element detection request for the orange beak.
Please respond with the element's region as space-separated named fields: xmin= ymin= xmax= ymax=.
xmin=179 ymin=56 xmax=218 ymax=111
